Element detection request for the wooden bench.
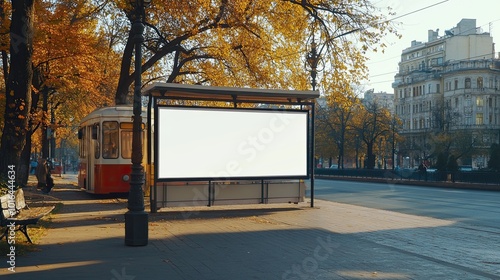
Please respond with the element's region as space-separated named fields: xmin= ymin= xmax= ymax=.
xmin=0 ymin=189 xmax=55 ymax=243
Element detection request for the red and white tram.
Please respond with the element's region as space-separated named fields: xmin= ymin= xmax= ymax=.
xmin=78 ymin=106 xmax=147 ymax=194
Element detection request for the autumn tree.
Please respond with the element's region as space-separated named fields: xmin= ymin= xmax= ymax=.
xmin=16 ymin=1 xmax=118 ymax=184
xmin=0 ymin=0 xmax=34 ymax=179
xmin=431 ymin=130 xmax=479 ymax=171
xmin=0 ymin=0 xmax=9 ymax=87
xmin=0 ymin=0 xmax=399 ymax=179
xmin=113 ymin=0 xmax=398 ymax=104
xmin=354 ymin=101 xmax=392 ymax=169
xmin=316 ymin=79 xmax=359 ymax=168
xmin=0 ymin=0 xmax=9 ymax=134
xmin=1 ymin=1 xmax=119 ymax=184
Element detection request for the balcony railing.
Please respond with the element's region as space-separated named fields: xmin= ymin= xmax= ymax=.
xmin=444 ymin=88 xmax=499 ymax=95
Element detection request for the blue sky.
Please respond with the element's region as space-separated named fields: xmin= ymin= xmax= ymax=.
xmin=364 ymin=0 xmax=500 ymax=93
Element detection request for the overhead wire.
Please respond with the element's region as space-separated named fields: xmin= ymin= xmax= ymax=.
xmin=368 ymin=0 xmax=500 ymax=88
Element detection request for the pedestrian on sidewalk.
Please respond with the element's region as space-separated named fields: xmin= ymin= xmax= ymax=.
xmin=36 ymin=158 xmax=49 ymax=190
xmin=43 ymin=171 xmax=54 ymax=193
xmin=418 ymin=162 xmax=427 ymax=181
xmin=30 ymin=158 xmax=38 ymax=174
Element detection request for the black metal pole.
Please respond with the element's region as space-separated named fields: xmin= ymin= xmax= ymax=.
xmin=148 ymin=94 xmax=156 ymax=213
xmin=306 ymin=39 xmax=319 ymax=207
xmin=310 ymin=103 xmax=315 ymax=208
xmin=392 ymin=118 xmax=396 ymax=171
xmin=125 ymin=13 xmax=148 ymax=247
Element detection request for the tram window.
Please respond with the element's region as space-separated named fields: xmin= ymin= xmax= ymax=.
xmin=120 ymin=122 xmax=145 ymax=129
xmin=121 ymin=130 xmax=144 ymax=159
xmin=79 ymin=128 xmax=85 ymax=157
xmin=92 ymin=124 xmax=98 ymax=139
xmin=93 ymin=124 xmax=100 ymax=159
xmin=103 ymin=121 xmax=119 ymax=159
xmin=121 ymin=130 xmax=133 ymax=159
xmin=120 ymin=122 xmax=145 ymax=159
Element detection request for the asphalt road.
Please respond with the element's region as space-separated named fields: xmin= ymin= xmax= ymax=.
xmin=312 ymin=179 xmax=500 ymax=231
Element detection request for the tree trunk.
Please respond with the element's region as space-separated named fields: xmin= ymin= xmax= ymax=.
xmin=0 ymin=1 xmax=8 ymax=86
xmin=18 ymin=131 xmax=32 ymax=186
xmin=355 ymin=145 xmax=359 ymax=169
xmin=366 ymin=142 xmax=376 ymax=169
xmin=115 ymin=28 xmax=135 ymax=105
xmin=18 ymin=89 xmax=40 ymax=186
xmin=0 ymin=0 xmax=34 ymax=181
xmin=1 ymin=50 xmax=7 ymax=86
xmin=41 ymin=88 xmax=49 ymax=158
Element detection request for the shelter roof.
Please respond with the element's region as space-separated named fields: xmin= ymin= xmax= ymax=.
xmin=142 ymin=83 xmax=319 ymax=104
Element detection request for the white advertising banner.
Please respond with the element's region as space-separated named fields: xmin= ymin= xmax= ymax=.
xmin=156 ymin=107 xmax=309 ymax=180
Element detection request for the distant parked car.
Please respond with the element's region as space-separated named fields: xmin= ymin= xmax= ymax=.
xmin=459 ymin=166 xmax=472 ymax=172
xmin=329 ymin=164 xmax=338 ymax=169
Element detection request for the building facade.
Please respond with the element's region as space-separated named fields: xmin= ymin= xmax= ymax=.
xmin=364 ymin=89 xmax=394 ymax=113
xmin=393 ymin=19 xmax=500 ymax=169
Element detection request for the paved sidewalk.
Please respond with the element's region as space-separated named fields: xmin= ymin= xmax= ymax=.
xmin=2 ymin=174 xmax=500 ymax=279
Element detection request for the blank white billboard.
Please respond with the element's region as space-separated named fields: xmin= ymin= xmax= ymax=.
xmin=156 ymin=107 xmax=309 ymax=181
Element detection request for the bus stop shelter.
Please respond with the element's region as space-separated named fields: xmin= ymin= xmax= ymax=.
xmin=142 ymin=83 xmax=319 ymax=212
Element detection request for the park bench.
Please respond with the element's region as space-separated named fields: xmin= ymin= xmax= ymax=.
xmin=0 ymin=189 xmax=55 ymax=243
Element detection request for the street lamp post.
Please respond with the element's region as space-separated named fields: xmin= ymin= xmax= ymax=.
xmin=306 ymin=35 xmax=321 ymax=209
xmin=306 ymin=40 xmax=320 ymax=91
xmin=391 ymin=117 xmax=397 ymax=170
xmin=125 ymin=0 xmax=150 ymax=247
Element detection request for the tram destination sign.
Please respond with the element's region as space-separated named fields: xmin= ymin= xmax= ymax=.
xmin=155 ymin=106 xmax=309 ymax=181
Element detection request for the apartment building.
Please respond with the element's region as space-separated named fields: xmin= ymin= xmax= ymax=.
xmin=393 ymin=19 xmax=500 ymax=169
xmin=363 ymin=89 xmax=394 ymax=113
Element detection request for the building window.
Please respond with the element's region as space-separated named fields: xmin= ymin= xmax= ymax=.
xmin=465 ymin=78 xmax=471 ymax=89
xmin=455 ymin=98 xmax=459 ymax=108
xmin=476 ymin=113 xmax=483 ymax=125
xmin=476 ymin=97 xmax=484 ymax=107
xmin=484 ymin=134 xmax=491 ymax=144
xmin=477 ymin=77 xmax=483 ymax=89
xmin=436 ymin=84 xmax=440 ymax=93
xmin=454 ymin=79 xmax=458 ymax=90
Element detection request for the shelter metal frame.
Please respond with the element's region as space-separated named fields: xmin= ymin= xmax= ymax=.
xmin=142 ymin=83 xmax=319 ymax=212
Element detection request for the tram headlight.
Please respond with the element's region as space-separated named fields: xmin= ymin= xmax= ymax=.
xmin=122 ymin=174 xmax=130 ymax=182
